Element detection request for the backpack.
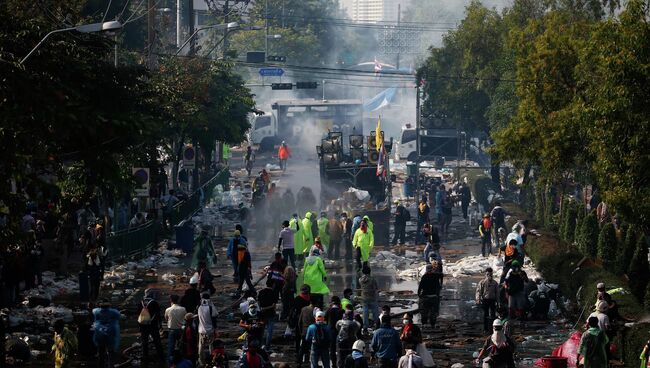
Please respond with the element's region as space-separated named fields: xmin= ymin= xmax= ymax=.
xmin=505 ymin=243 xmax=516 ymax=257
xmin=403 ymin=208 xmax=411 ymax=222
xmin=312 ymin=324 xmax=330 ymax=349
xmin=138 ymin=300 xmax=153 ymax=325
xmin=482 ymin=218 xmax=492 ymax=230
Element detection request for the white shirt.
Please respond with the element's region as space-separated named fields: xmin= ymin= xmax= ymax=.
xmin=165 ymin=303 xmax=187 ymax=330
xmin=588 ymin=311 xmax=610 ymax=332
xmin=197 ymin=300 xmax=218 ymax=334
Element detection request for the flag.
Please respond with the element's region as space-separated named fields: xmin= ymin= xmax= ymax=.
xmin=376 ymin=141 xmax=387 ymax=177
xmin=374 ymin=57 xmax=382 ymax=73
xmin=375 ymin=116 xmax=383 ymax=152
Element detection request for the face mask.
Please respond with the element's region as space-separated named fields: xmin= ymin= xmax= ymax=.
xmin=403 ymin=319 xmax=409 ymax=325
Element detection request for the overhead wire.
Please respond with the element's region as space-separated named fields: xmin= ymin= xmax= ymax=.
xmin=101 ymin=0 xmax=113 ymax=22
xmin=117 ymin=0 xmax=132 ymax=21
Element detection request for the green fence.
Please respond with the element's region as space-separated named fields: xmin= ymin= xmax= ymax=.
xmin=106 ymin=168 xmax=230 ymax=260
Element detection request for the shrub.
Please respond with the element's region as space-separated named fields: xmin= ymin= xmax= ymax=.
xmin=534 ymin=184 xmax=545 ymax=226
xmin=559 ymin=199 xmax=570 ymax=241
xmin=575 ymin=203 xmax=586 ymax=236
xmin=597 ymin=223 xmax=618 ymax=271
xmin=644 ymin=282 xmax=650 ymax=312
xmin=544 ymin=187 xmax=556 ymax=228
xmin=616 ymin=226 xmax=637 ymax=275
xmin=577 ymin=213 xmax=599 ymax=257
xmin=561 ymin=200 xmax=578 ymax=244
xmin=628 ymin=236 xmax=649 ymax=302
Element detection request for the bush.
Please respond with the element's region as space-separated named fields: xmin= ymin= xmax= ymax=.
xmin=577 ymin=213 xmax=599 ymax=257
xmin=575 ymin=203 xmax=586 ymax=235
xmin=644 ymin=282 xmax=650 ymax=312
xmin=559 ymin=199 xmax=570 ymax=241
xmin=628 ymin=235 xmax=649 ymax=302
xmin=561 ymin=200 xmax=578 ymax=244
xmin=544 ymin=186 xmax=556 ymax=228
xmin=597 ymin=223 xmax=618 ymax=271
xmin=534 ymin=184 xmax=545 ymax=226
xmin=616 ymin=226 xmax=637 ymax=275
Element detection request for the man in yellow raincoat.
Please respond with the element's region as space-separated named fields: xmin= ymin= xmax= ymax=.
xmin=302 ymin=212 xmax=314 ymax=253
xmin=353 ymin=219 xmax=374 ymax=271
xmin=363 ymin=215 xmax=374 ymax=233
xmin=302 ymin=247 xmax=329 ymax=307
xmin=317 ymin=212 xmax=330 ymax=251
xmin=52 ymin=319 xmax=78 ymax=368
xmin=290 ymin=213 xmax=304 ymax=258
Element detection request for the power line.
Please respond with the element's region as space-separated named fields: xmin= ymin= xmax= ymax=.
xmin=101 ymin=0 xmax=113 ymax=22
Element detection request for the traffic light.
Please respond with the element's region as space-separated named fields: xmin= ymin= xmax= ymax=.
xmin=271 ymin=83 xmax=293 ymax=90
xmin=296 ymin=81 xmax=318 ymax=89
xmin=267 ymin=55 xmax=286 ymax=62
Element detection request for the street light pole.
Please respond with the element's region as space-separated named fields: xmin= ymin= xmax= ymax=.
xmin=265 ymin=0 xmax=269 ymax=59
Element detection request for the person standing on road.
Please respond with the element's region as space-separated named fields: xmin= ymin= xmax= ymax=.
xmin=418 ymin=264 xmax=443 ymax=328
xmin=329 ymin=213 xmax=344 ymax=260
xmin=92 ymin=301 xmax=121 ymax=368
xmin=392 ymin=200 xmax=408 ymax=246
xmin=137 ymin=290 xmax=164 ymax=367
xmin=305 ymin=310 xmax=332 ymax=368
xmin=504 ymin=261 xmax=528 ymax=320
xmin=476 ymin=319 xmax=516 ymax=368
xmin=303 ymin=248 xmax=329 ymax=308
xmin=318 ymin=212 xmax=331 ymax=252
xmin=280 ymin=266 xmax=297 ymax=322
xmin=180 ymin=275 xmax=201 ymax=314
xmin=490 ymin=202 xmax=507 ymax=247
xmin=227 ymin=229 xmax=247 ymax=282
xmin=52 ymin=319 xmax=78 ymax=368
xmin=336 ymin=310 xmax=360 ymax=368
xmin=341 ymin=213 xmax=353 ymax=260
xmin=460 ymin=182 xmax=471 ymax=219
xmin=291 ymin=285 xmax=312 ymax=364
xmin=165 ymin=294 xmax=187 ymax=364
xmin=353 ymin=220 xmax=374 ymax=271
xmin=191 ymin=228 xmax=216 ymax=269
xmin=278 ymin=220 xmax=297 ymax=269
xmin=244 ymin=145 xmax=255 ymax=177
xmin=476 ymin=268 xmax=499 ymax=334
xmin=235 ymin=243 xmax=255 ymax=297
xmin=197 ymin=293 xmax=218 ymax=366
xmin=578 ymin=317 xmax=609 ymax=368
xmin=302 ymin=213 xmax=315 ymax=256
xmin=399 ymin=313 xmax=422 ymax=348
xmin=371 ymin=315 xmax=402 ymax=368
xmin=326 ymin=297 xmax=345 ymax=368
xmin=359 ymin=264 xmax=379 ymax=332
xmin=344 ymin=340 xmax=370 ymax=368
xmin=479 ymin=214 xmax=493 ymax=257
xmin=278 ymin=141 xmax=292 ymax=171
xmin=417 ymin=198 xmax=430 ymax=244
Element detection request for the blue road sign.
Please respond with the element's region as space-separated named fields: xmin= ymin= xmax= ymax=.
xmin=259 ymin=68 xmax=284 ymax=77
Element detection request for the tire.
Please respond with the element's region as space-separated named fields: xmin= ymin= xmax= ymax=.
xmin=407 ymin=151 xmax=418 ymax=162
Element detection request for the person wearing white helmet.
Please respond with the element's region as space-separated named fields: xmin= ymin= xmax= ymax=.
xmin=343 ymin=340 xmax=369 ymax=368
xmin=476 ymin=319 xmax=515 ymax=368
xmin=180 ymin=274 xmax=201 ymax=314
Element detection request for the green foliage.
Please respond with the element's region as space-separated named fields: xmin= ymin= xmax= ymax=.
xmin=616 ymin=226 xmax=637 ymax=275
xmin=561 ymin=200 xmax=578 ymax=243
xmin=578 ymin=213 xmax=599 ymax=257
xmin=597 ymin=222 xmax=617 ymax=271
xmin=534 ymin=184 xmax=545 ymax=226
xmin=644 ymin=282 xmax=650 ymax=312
xmin=544 ymin=186 xmax=556 ymax=229
xmin=628 ymin=235 xmax=649 ymax=302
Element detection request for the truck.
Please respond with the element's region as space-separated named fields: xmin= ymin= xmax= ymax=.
xmin=249 ymin=99 xmax=363 ymax=151
xmin=394 ymin=124 xmax=460 ymax=162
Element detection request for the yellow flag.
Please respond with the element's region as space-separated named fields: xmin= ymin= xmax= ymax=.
xmin=375 ymin=116 xmax=382 ymax=152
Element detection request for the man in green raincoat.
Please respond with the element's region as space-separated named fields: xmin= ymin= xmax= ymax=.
xmin=363 ymin=215 xmax=374 ymax=234
xmin=302 ymin=212 xmax=314 ymax=253
xmin=302 ymin=248 xmax=329 ymax=307
xmin=317 ymin=212 xmax=330 ymax=251
xmin=353 ymin=220 xmax=374 ymax=270
xmin=290 ymin=213 xmax=304 ymax=258
xmin=191 ymin=228 xmax=216 ymax=269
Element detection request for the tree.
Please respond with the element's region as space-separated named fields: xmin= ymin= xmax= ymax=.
xmin=597 ymin=222 xmax=617 ymax=271
xmin=628 ymin=235 xmax=649 ymax=302
xmin=561 ymin=200 xmax=578 ymax=243
xmin=577 ymin=213 xmax=599 ymax=257
xmin=615 ymin=225 xmax=636 ymax=275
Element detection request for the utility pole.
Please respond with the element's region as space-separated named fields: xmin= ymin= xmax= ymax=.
xmin=223 ymin=0 xmax=230 ymax=58
xmin=265 ymin=0 xmax=269 ymax=59
xmin=415 ymin=85 xmax=420 ymax=206
xmin=188 ymin=0 xmax=195 ymax=55
xmin=176 ymin=0 xmax=182 ymax=47
xmin=396 ymin=3 xmax=401 ymax=70
xmin=147 ymin=0 xmax=155 ymax=66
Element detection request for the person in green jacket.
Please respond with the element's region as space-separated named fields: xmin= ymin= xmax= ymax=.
xmin=302 ymin=212 xmax=314 ymax=254
xmin=302 ymin=248 xmax=329 ymax=307
xmin=290 ymin=213 xmax=304 ymax=258
xmin=191 ymin=228 xmax=216 ymax=269
xmin=317 ymin=212 xmax=330 ymax=251
xmin=353 ymin=220 xmax=374 ymax=270
xmin=363 ymin=215 xmax=374 ymax=234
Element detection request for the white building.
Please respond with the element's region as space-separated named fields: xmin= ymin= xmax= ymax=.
xmin=341 ymin=0 xmax=410 ymax=23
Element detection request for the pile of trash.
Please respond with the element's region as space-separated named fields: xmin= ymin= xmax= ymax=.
xmin=8 ymin=305 xmax=74 ymax=328
xmin=369 ymin=251 xmax=420 ymax=271
xmin=395 ymin=255 xmax=542 ymax=281
xmin=23 ymin=271 xmax=79 ymax=299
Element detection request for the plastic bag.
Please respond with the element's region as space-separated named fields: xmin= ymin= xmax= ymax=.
xmin=417 ymin=343 xmax=435 ymax=367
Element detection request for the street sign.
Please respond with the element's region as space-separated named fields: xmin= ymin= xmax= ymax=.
xmin=132 ymin=168 xmax=150 ymax=197
xmin=183 ymin=145 xmax=195 ymax=169
xmin=259 ymin=68 xmax=284 ymax=77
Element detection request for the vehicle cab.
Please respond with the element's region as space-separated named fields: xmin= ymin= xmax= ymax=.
xmin=395 ymin=124 xmax=417 ymax=162
xmin=249 ymin=113 xmax=276 ymax=149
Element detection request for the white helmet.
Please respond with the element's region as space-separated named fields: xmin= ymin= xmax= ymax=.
xmin=493 ymin=319 xmax=503 ymax=327
xmin=189 ymin=274 xmax=199 ymax=285
xmin=352 ymin=340 xmax=365 ymax=352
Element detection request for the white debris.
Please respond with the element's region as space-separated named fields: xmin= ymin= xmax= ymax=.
xmin=344 ymin=187 xmax=371 ymax=202
xmin=265 ymin=163 xmax=281 ymax=171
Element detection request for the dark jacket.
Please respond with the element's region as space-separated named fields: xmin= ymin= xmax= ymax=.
xmin=180 ymin=287 xmax=201 ymax=313
xmin=136 ymin=298 xmax=162 ymax=330
xmin=371 ymin=325 xmax=402 ymax=361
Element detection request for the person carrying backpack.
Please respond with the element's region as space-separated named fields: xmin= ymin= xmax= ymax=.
xmin=137 ymin=290 xmax=164 ymax=367
xmin=305 ymin=311 xmax=332 ymax=368
xmin=92 ymin=300 xmax=121 ymax=368
xmin=479 ymin=214 xmax=493 ymax=257
xmin=336 ymin=310 xmax=360 ymax=368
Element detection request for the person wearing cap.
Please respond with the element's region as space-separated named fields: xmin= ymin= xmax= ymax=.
xmin=479 ymin=213 xmax=493 ymax=257
xmin=588 ymin=301 xmax=611 ymax=333
xmin=476 ymin=267 xmax=499 ymax=333
xmin=180 ymin=312 xmax=198 ymax=365
xmin=418 ymin=263 xmax=443 ymax=328
xmin=227 ymin=229 xmax=248 ymax=282
xmin=476 ymin=319 xmax=515 ymax=368
xmin=197 ymin=293 xmax=218 ymax=366
xmin=162 ymin=294 xmax=186 ymax=363
xmin=292 ymin=285 xmax=312 ymax=364
xmin=337 ymin=310 xmax=361 ymax=368
xmin=191 ymin=227 xmax=216 ymax=269
xmin=353 ymin=220 xmax=374 ymax=271
xmin=137 ymin=289 xmax=164 ymax=366
xmin=344 ymin=340 xmax=369 ymax=368
xmin=341 ymin=212 xmax=354 ymax=260
xmin=279 ymin=220 xmax=298 ymax=269
xmin=326 ymin=296 xmax=345 ymax=368
xmin=595 ymin=282 xmax=624 ymax=323
xmin=392 ymin=200 xmax=408 ymax=246
xmin=180 ymin=275 xmax=202 ymax=314
xmin=92 ymin=300 xmax=121 ymax=368
xmin=399 ymin=313 xmax=422 ymax=348
xmin=578 ymin=316 xmax=609 ymax=368
xmin=371 ymin=315 xmax=402 ymax=367
xmin=328 ymin=213 xmax=344 ymax=260
xmin=303 ymin=246 xmax=330 ymax=308
xmin=305 ymin=310 xmax=333 ymax=368
xmin=359 ymin=264 xmax=380 ymax=331
xmin=504 ymin=260 xmax=528 ymax=320
xmin=278 ymin=140 xmax=291 ymax=171
xmin=240 ymin=300 xmax=266 ymax=346
xmin=317 ymin=212 xmax=331 ymax=251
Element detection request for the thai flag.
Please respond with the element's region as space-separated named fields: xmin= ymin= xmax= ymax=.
xmin=376 ymin=141 xmax=387 ymax=177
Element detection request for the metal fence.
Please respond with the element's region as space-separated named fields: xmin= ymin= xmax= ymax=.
xmin=106 ymin=168 xmax=230 ymax=260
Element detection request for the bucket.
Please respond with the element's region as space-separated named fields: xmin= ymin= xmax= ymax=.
xmin=541 ymin=356 xmax=568 ymax=368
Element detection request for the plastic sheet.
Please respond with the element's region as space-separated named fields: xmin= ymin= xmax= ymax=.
xmin=534 ymin=331 xmax=582 ymax=368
